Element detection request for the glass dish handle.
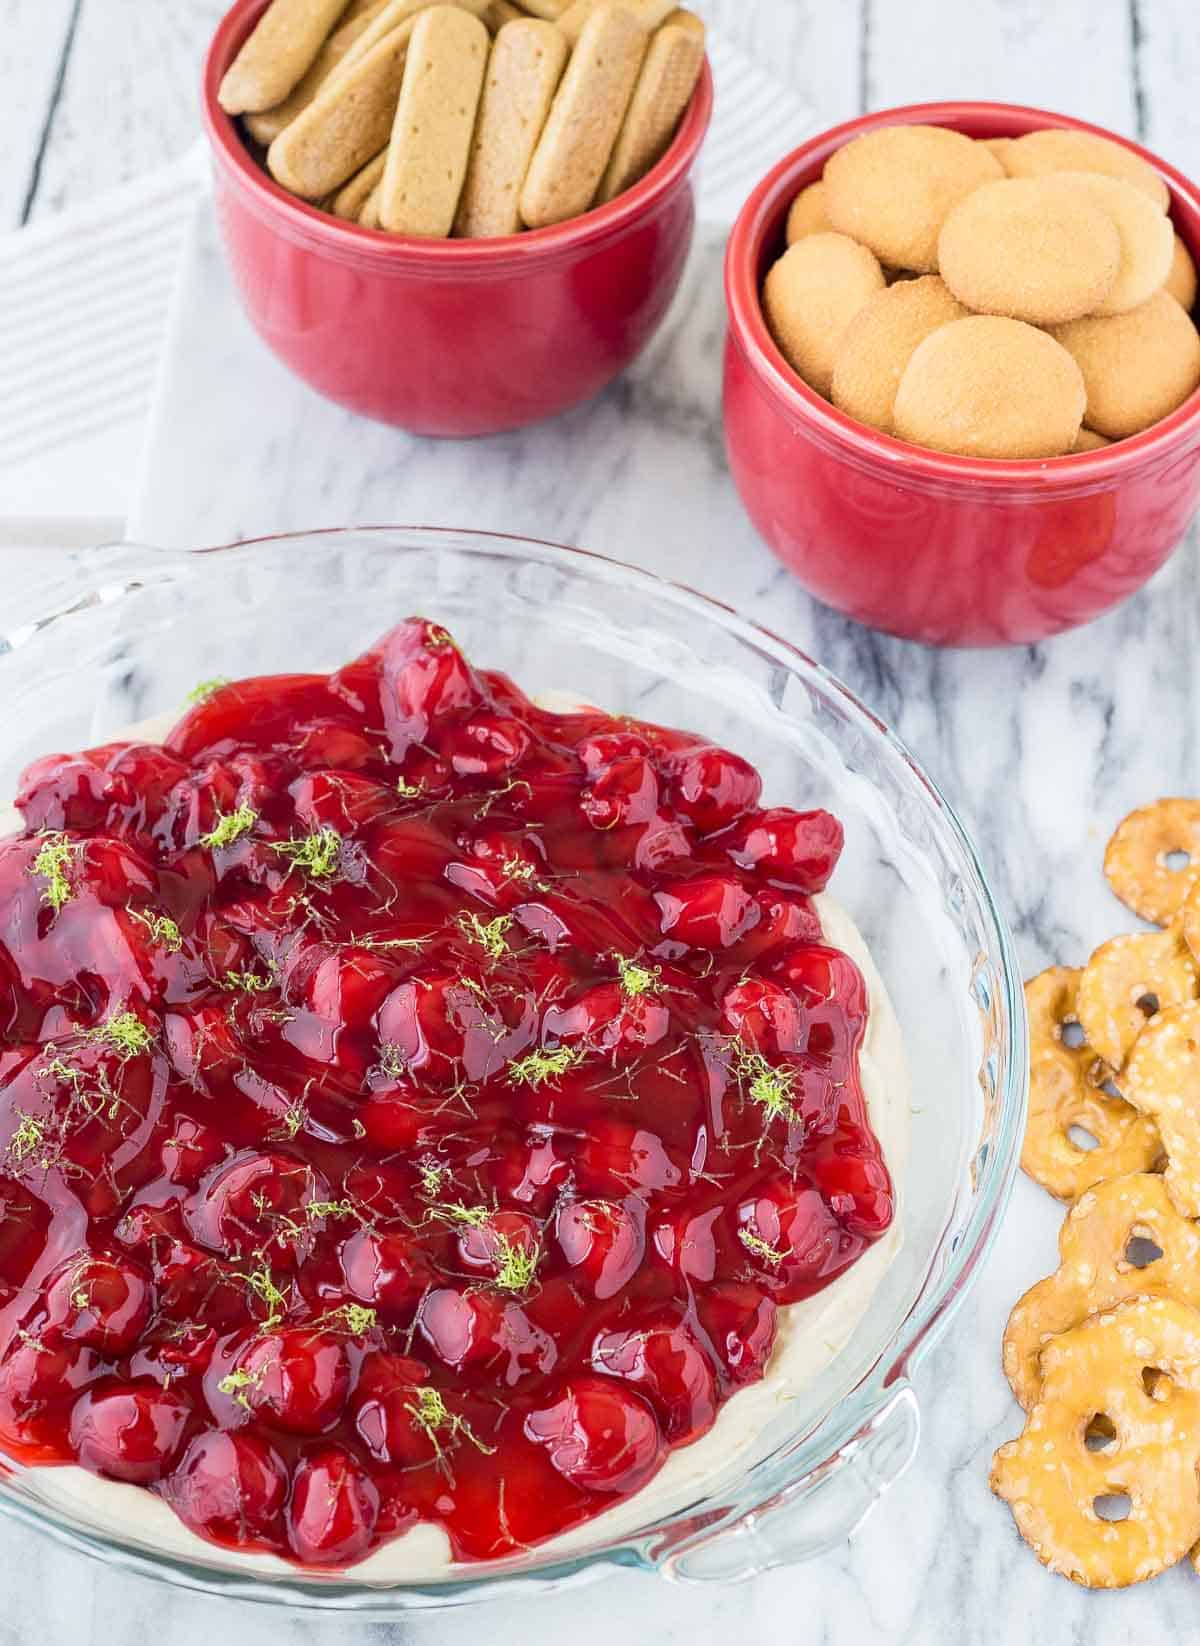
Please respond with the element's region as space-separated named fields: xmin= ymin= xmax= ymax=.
xmin=661 ymin=1381 xmax=920 ymax=1584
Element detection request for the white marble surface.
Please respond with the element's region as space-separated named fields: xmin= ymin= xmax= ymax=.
xmin=4 ymin=0 xmax=1200 ymax=1641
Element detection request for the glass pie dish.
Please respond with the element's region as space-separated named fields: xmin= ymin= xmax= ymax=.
xmin=0 ymin=528 xmax=1026 ymax=1612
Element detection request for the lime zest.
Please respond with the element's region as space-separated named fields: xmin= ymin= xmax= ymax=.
xmin=456 ymin=911 xmax=514 ymax=960
xmin=615 ymin=954 xmax=661 ymax=998
xmin=128 ymin=908 xmax=183 ymax=953
xmin=374 ymin=1042 xmax=407 ymax=1082
xmin=217 ymin=1363 xmax=267 ymax=1412
xmin=88 ymin=1011 xmax=154 ymax=1062
xmin=405 ymin=1386 xmax=495 ymax=1463
xmin=312 ymin=1302 xmax=377 ymax=1337
xmin=200 ymin=806 xmax=258 ymax=850
xmin=395 ymin=776 xmax=427 ymax=800
xmin=305 ymin=1199 xmax=356 ymax=1223
xmin=237 ymin=1264 xmax=288 ymax=1330
xmin=417 ymin=1159 xmax=449 ymax=1198
xmin=732 ymin=1043 xmax=800 ymax=1127
xmin=738 ymin=1228 xmax=788 ymax=1268
xmin=428 ymin=1200 xmax=492 ymax=1229
xmin=8 ymin=1111 xmax=48 ymax=1168
xmin=492 ymin=1232 xmax=539 ymax=1294
xmin=32 ymin=833 xmax=78 ymax=913
xmin=187 ymin=678 xmax=232 ymax=706
xmin=221 ymin=968 xmax=275 ymax=995
xmin=270 ymin=826 xmax=343 ymax=879
xmin=506 ymin=1046 xmax=583 ymax=1089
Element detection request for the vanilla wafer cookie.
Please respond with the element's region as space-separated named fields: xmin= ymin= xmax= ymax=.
xmin=244 ymin=0 xmax=390 ymax=145
xmin=557 ymin=0 xmax=675 ymax=46
xmin=380 ymin=7 xmax=490 ymax=237
xmin=220 ymin=0 xmax=352 ymax=115
xmin=455 ymin=19 xmax=568 ymax=236
xmin=268 ymin=22 xmax=414 ymax=198
xmin=337 ymin=0 xmax=490 ymax=79
xmin=332 ymin=149 xmax=388 ymax=217
xmin=596 ymin=13 xmax=704 ymax=202
xmin=520 ymin=5 xmax=650 ymax=228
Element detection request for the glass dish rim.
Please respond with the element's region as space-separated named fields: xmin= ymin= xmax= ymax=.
xmin=0 ymin=526 xmax=1028 ymax=1611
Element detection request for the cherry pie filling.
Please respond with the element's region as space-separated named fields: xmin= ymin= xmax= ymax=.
xmin=0 ymin=619 xmax=893 ymax=1568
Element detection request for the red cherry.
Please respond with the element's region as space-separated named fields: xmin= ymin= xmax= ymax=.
xmin=723 ymin=808 xmax=844 ymax=892
xmin=354 ymin=1355 xmax=454 ymax=1469
xmin=341 ymin=1229 xmax=433 ymax=1320
xmin=226 ymin=1328 xmax=353 ymax=1436
xmin=165 ymin=1006 xmax=243 ymax=1091
xmin=591 ymin=1311 xmax=719 ymax=1443
xmin=42 ymin=1250 xmax=152 ymax=1353
xmin=160 ymin=1117 xmax=228 ymax=1187
xmin=167 ymin=1428 xmax=288 ymax=1546
xmin=577 ymin=731 xmax=653 ymax=776
xmin=288 ymin=721 xmax=381 ymax=773
xmin=721 ymin=977 xmax=804 ymax=1056
xmin=444 ymin=714 xmax=531 ymax=779
xmin=291 ymin=770 xmax=395 ymax=834
xmin=655 ymin=875 xmax=760 ymax=948
xmin=737 ymin=1174 xmax=859 ymax=1299
xmin=486 ymin=1129 xmax=572 ymax=1215
xmin=580 ymin=758 xmax=660 ymax=830
xmin=662 ymin=745 xmax=763 ymax=834
xmin=0 ymin=1335 xmax=102 ymax=1450
xmin=16 ymin=752 xmax=133 ymax=834
xmin=456 ymin=1210 xmax=541 ymax=1277
xmin=649 ymin=1205 xmax=723 ymax=1283
xmin=555 ymin=1199 xmax=644 ymax=1299
xmin=301 ymin=945 xmax=401 ymax=1033
xmin=188 ymin=1151 xmax=328 ymax=1265
xmin=810 ymin=1130 xmax=894 ymax=1237
xmin=70 ymin=1383 xmax=193 ymax=1483
xmin=166 ymin=674 xmax=336 ymax=760
xmin=695 ymin=1284 xmax=778 ymax=1386
xmin=372 ymin=620 xmax=484 ymax=759
xmin=153 ymin=1241 xmax=246 ymax=1329
xmin=524 ymin=1375 xmax=663 ymax=1494
xmin=416 ymin=1286 xmax=505 ymax=1370
xmin=287 ymin=1446 xmax=380 ymax=1567
xmin=575 ymin=1119 xmax=685 ymax=1195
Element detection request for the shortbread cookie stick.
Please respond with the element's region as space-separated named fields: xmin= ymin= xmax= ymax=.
xmin=380 ymin=7 xmax=490 ymax=237
xmin=514 ymin=0 xmax=568 ymax=16
xmin=244 ymin=0 xmax=390 ymax=145
xmin=456 ymin=19 xmax=569 ymax=237
xmin=337 ymin=0 xmax=491 ymax=79
xmin=268 ymin=23 xmax=414 ymax=198
xmin=485 ymin=0 xmax=524 ymax=23
xmin=332 ymin=149 xmax=388 ymax=217
xmin=219 ymin=0 xmax=352 ymax=114
xmin=520 ymin=5 xmax=649 ymax=228
xmin=596 ymin=13 xmax=704 ymax=202
xmin=557 ymin=0 xmax=675 ymax=47
xmin=360 ymin=181 xmax=384 ymax=226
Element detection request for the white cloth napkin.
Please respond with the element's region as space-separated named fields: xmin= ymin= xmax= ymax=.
xmin=0 ymin=29 xmax=810 ymax=540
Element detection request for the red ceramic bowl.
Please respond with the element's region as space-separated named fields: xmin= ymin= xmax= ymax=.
xmin=723 ymin=101 xmax=1200 ymax=647
xmin=202 ymin=0 xmax=713 ymax=437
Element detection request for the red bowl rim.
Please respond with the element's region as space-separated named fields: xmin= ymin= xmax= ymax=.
xmin=725 ymin=99 xmax=1200 ymax=489
xmin=202 ymin=0 xmax=714 ymax=273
